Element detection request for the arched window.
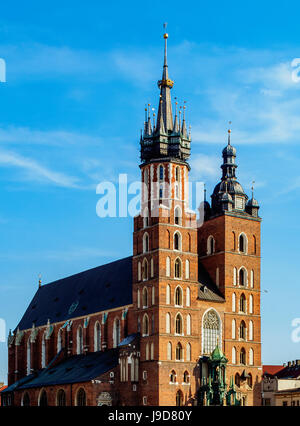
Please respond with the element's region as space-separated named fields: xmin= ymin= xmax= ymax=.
xmin=239 ymin=233 xmax=247 ymax=253
xmin=150 ymin=257 xmax=154 ymax=278
xmin=166 ymin=230 xmax=171 ymax=249
xmin=240 ymin=320 xmax=246 ymax=340
xmin=249 ymin=320 xmax=253 ymax=341
xmin=142 ymin=258 xmax=148 ymax=281
xmin=240 ymin=294 xmax=246 ymax=313
xmin=170 ymin=370 xmax=176 ymax=383
xmin=166 ymin=257 xmax=171 ymax=277
xmin=76 ymin=388 xmax=86 ymax=406
xmin=56 ymin=389 xmax=66 ymax=407
xmin=186 ymin=287 xmax=191 ymax=307
xmin=152 ymin=286 xmax=155 ymax=305
xmin=174 ymin=258 xmax=182 ymax=278
xmin=57 ymin=328 xmax=62 ymax=353
xmin=249 ymin=348 xmax=254 ymax=365
xmin=188 ymin=233 xmax=191 ymax=252
xmin=138 ymin=261 xmax=142 ymax=281
xmin=137 ymin=289 xmax=140 ymax=308
xmin=183 ymin=370 xmax=190 ymax=383
xmin=250 ymin=270 xmax=254 ymax=288
xmin=202 ymin=309 xmax=221 ymax=354
xmin=186 ymin=343 xmax=191 ymax=361
xmin=185 ymin=260 xmax=190 ymax=279
xmin=166 ymin=313 xmax=171 ymax=333
xmin=247 ymin=372 xmax=253 ymax=387
xmin=151 ymin=315 xmax=155 ymax=334
xmin=39 ymin=390 xmax=48 ymax=407
xmin=249 ymin=294 xmax=253 ymax=314
xmin=150 ymin=342 xmax=154 ymax=360
xmin=77 ymin=326 xmax=83 ymax=354
xmin=143 ymin=233 xmax=149 ymax=253
xmin=167 ymin=342 xmax=172 ymax=360
xmin=240 ymin=348 xmax=246 ymax=365
xmin=41 ymin=332 xmax=46 ymax=368
xmin=159 ymin=184 xmax=163 ymax=200
xmin=176 ymin=390 xmax=183 ymax=406
xmin=113 ymin=318 xmax=121 ymax=347
xmin=233 ymin=267 xmax=237 ymax=285
xmin=26 ymin=338 xmax=31 ymax=375
xmin=235 ymin=373 xmax=240 ymax=387
xmin=94 ymin=321 xmax=101 ymax=352
xmin=175 ymin=166 xmax=181 ymax=182
xmin=22 ymin=392 xmax=30 ymax=406
xmin=176 ymin=342 xmax=183 ymax=361
xmin=166 ymin=284 xmax=171 ymax=304
xmin=232 ymin=293 xmax=236 ymax=312
xmin=142 ymin=287 xmax=148 ymax=308
xmin=232 ymin=319 xmax=236 ymax=339
xmin=207 ymin=235 xmax=215 ymax=255
xmin=174 ymin=232 xmax=181 ymax=251
xmin=239 ymin=268 xmax=247 ymax=286
xmin=143 ymin=207 xmax=149 ymax=228
xmin=232 ymin=347 xmax=236 ymax=364
xmin=143 ymin=168 xmax=149 ymax=201
xmin=145 ymin=343 xmax=149 ymax=360
xmin=187 ymin=314 xmax=191 ymax=335
xmin=174 ymin=206 xmax=182 ymax=225
xmin=142 ymin=314 xmax=149 ymax=336
xmin=175 ymin=286 xmax=183 ymax=306
xmin=175 ymin=313 xmax=183 ymax=335
xmin=232 ymin=231 xmax=236 ymax=251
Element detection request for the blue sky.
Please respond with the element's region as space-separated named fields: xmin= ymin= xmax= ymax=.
xmin=1 ymin=0 xmax=300 ymax=382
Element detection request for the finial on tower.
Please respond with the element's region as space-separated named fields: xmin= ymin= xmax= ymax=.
xmin=228 ymin=121 xmax=232 ymax=145
xmin=251 ymin=180 xmax=255 ymax=197
xmin=38 ymin=273 xmax=42 ymax=288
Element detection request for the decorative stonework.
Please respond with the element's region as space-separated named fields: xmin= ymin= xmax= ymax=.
xmin=97 ymin=391 xmax=112 ymax=406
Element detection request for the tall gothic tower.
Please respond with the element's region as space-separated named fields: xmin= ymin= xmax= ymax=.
xmin=132 ymin=31 xmax=262 ymax=406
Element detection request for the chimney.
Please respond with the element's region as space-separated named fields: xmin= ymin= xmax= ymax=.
xmin=296 ymin=360 xmax=300 ymax=366
xmin=288 ymin=361 xmax=291 ymax=367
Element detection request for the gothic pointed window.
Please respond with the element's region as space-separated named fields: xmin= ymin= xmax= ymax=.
xmin=232 ymin=319 xmax=236 ymax=339
xmin=166 ymin=313 xmax=171 ymax=333
xmin=167 ymin=342 xmax=172 ymax=360
xmin=249 ymin=348 xmax=254 ymax=365
xmin=185 ymin=260 xmax=190 ymax=279
xmin=240 ymin=294 xmax=246 ymax=313
xmin=174 ymin=258 xmax=182 ymax=278
xmin=138 ymin=261 xmax=142 ymax=281
xmin=170 ymin=370 xmax=176 ymax=383
xmin=186 ymin=287 xmax=190 ymax=306
xmin=77 ymin=326 xmax=83 ymax=354
xmin=150 ymin=342 xmax=154 ymax=360
xmin=113 ymin=318 xmax=120 ymax=347
xmin=232 ymin=292 xmax=236 ymax=312
xmin=150 ymin=257 xmax=154 ymax=278
xmin=56 ymin=389 xmax=66 ymax=407
xmin=142 ymin=258 xmax=148 ymax=281
xmin=176 ymin=390 xmax=183 ymax=406
xmin=22 ymin=392 xmax=30 ymax=407
xmin=175 ymin=313 xmax=183 ymax=335
xmin=166 ymin=284 xmax=171 ymax=304
xmin=174 ymin=206 xmax=182 ymax=225
xmin=76 ymin=388 xmax=86 ymax=406
xmin=175 ymin=286 xmax=183 ymax=306
xmin=159 ymin=165 xmax=164 ymax=181
xmin=39 ymin=390 xmax=48 ymax=407
xmin=240 ymin=347 xmax=246 ymax=365
xmin=239 ymin=233 xmax=247 ymax=253
xmin=41 ymin=332 xmax=46 ymax=368
xmin=174 ymin=232 xmax=181 ymax=250
xmin=142 ymin=287 xmax=148 ymax=308
xmin=94 ymin=321 xmax=101 ymax=352
xmin=249 ymin=294 xmax=253 ymax=314
xmin=240 ymin=320 xmax=246 ymax=340
xmin=202 ymin=309 xmax=221 ymax=354
xmin=176 ymin=342 xmax=183 ymax=361
xmin=143 ymin=233 xmax=149 ymax=253
xmin=186 ymin=343 xmax=191 ymax=361
xmin=232 ymin=347 xmax=236 ymax=364
xmin=26 ymin=338 xmax=31 ymax=376
xmin=249 ymin=320 xmax=253 ymax=341
xmin=145 ymin=343 xmax=149 ymax=360
xmin=239 ymin=268 xmax=247 ymax=286
xmin=142 ymin=314 xmax=149 ymax=336
xmin=187 ymin=314 xmax=191 ymax=335
xmin=166 ymin=257 xmax=171 ymax=277
xmin=183 ymin=371 xmax=190 ymax=383
xmin=137 ymin=289 xmax=140 ymax=308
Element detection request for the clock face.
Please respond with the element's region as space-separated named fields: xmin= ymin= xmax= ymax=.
xmin=235 ymin=197 xmax=244 ymax=210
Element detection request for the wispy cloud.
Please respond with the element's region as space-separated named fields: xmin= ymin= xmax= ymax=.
xmin=0 ymin=149 xmax=79 ymax=188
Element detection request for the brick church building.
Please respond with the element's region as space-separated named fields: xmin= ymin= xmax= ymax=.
xmin=2 ymin=32 xmax=262 ymax=406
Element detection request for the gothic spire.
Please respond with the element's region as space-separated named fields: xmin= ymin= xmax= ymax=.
xmin=156 ymin=25 xmax=174 ymax=133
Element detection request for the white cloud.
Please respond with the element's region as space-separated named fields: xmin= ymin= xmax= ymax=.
xmin=0 ymin=149 xmax=79 ymax=188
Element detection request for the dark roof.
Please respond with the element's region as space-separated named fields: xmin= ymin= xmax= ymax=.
xmin=197 ymin=262 xmax=225 ymax=303
xmin=118 ymin=333 xmax=139 ymax=347
xmin=17 ymin=256 xmax=133 ymax=331
xmin=3 ymin=349 xmax=119 ymax=392
xmin=275 ymin=363 xmax=300 ymax=379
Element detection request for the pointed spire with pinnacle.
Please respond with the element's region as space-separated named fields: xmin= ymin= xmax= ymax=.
xmin=173 ymin=98 xmax=179 ymax=132
xmin=156 ymin=23 xmax=174 ymax=133
xmin=181 ymin=102 xmax=187 ymax=137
